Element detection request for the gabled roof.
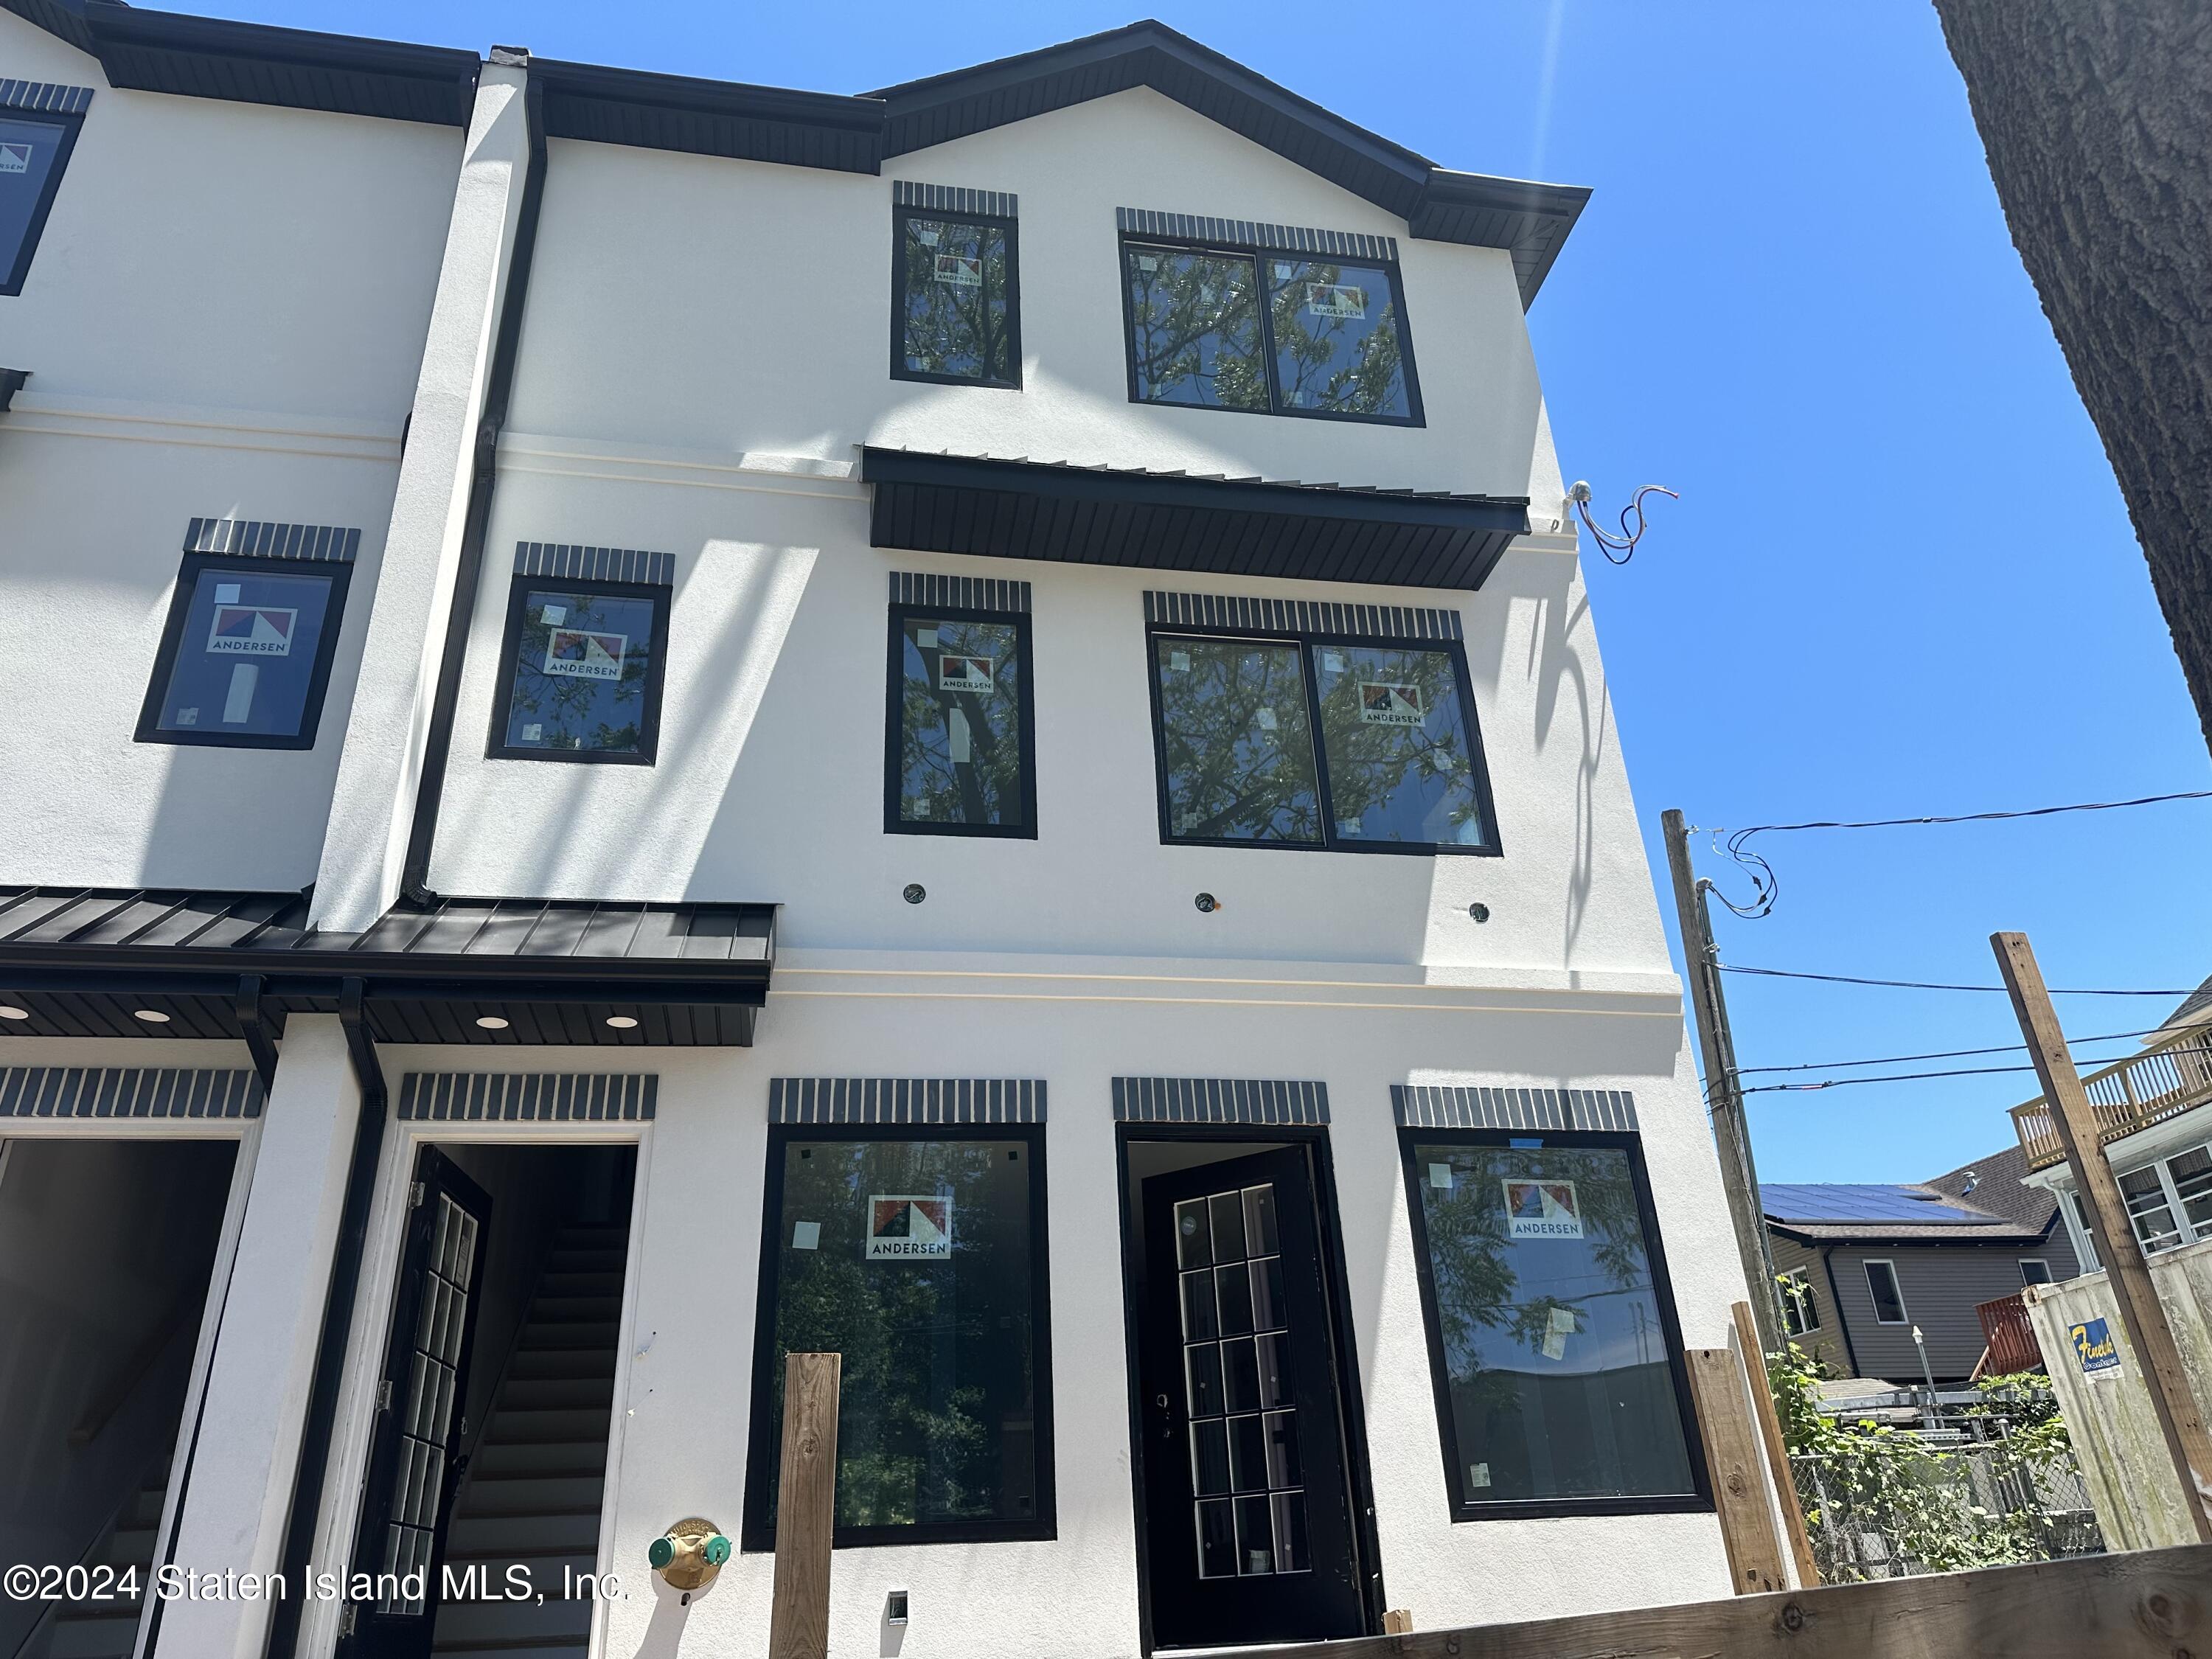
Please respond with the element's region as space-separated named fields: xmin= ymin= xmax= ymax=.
xmin=1921 ymin=1144 xmax=2061 ymax=1236
xmin=2162 ymin=971 xmax=2212 ymax=1036
xmin=3 ymin=5 xmax=1587 ymax=305
xmin=1761 ymin=1180 xmax=2048 ymax=1245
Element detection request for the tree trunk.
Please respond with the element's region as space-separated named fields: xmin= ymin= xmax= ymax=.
xmin=1931 ymin=0 xmax=2212 ymax=756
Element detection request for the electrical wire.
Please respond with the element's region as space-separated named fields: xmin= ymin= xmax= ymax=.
xmin=1739 ymin=1063 xmax=2046 ymax=1096
xmin=1718 ymin=963 xmax=2204 ymax=995
xmin=1569 ymin=481 xmax=1675 ymax=565
xmin=1697 ymin=789 xmax=2212 ymax=919
xmin=1731 ymin=1026 xmax=2169 ymax=1076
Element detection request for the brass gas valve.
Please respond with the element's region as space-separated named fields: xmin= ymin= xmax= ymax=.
xmin=648 ymin=1517 xmax=731 ymax=1599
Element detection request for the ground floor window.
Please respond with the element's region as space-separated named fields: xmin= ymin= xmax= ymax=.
xmin=1398 ymin=1130 xmax=1703 ymax=1517
xmin=744 ymin=1126 xmax=1054 ymax=1546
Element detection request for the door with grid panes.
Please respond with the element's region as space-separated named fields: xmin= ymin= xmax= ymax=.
xmin=343 ymin=1147 xmax=492 ymax=1658
xmin=1136 ymin=1146 xmax=1366 ymax=1647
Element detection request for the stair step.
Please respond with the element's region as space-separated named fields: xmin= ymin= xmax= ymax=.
xmin=528 ymin=1296 xmax=623 ymax=1322
xmin=126 ymin=1484 xmax=169 ymax=1527
xmin=428 ymin=1640 xmax=588 ymax=1658
xmin=483 ymin=1407 xmax=613 ymax=1444
xmin=38 ymin=1607 xmax=145 ymax=1659
xmin=451 ymin=1476 xmax=607 ymax=1518
xmin=495 ymin=1377 xmax=613 ymax=1412
xmin=517 ymin=1324 xmax=619 ymax=1352
xmin=431 ymin=1597 xmax=593 ymax=1646
xmin=445 ymin=1512 xmax=603 ymax=1555
xmin=470 ymin=1445 xmax=608 ymax=1481
xmin=104 ymin=1524 xmax=158 ymax=1567
xmin=542 ymin=1250 xmax=625 ymax=1273
xmin=505 ymin=1349 xmax=616 ymax=1382
xmin=534 ymin=1271 xmax=623 ymax=1298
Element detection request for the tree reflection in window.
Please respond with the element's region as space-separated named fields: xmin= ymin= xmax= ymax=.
xmin=1409 ymin=1141 xmax=1695 ymax=1506
xmin=1154 ymin=638 xmax=1321 ymax=843
xmin=1125 ymin=246 xmax=1269 ymax=410
xmin=500 ymin=586 xmax=658 ymax=754
xmin=897 ymin=616 xmax=1027 ymax=828
xmin=1312 ymin=645 xmax=1486 ymax=844
xmin=1262 ymin=257 xmax=1408 ymax=418
xmin=900 ymin=215 xmax=1015 ymax=384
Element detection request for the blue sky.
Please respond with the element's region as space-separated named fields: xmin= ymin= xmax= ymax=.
xmin=170 ymin=0 xmax=2212 ymax=1180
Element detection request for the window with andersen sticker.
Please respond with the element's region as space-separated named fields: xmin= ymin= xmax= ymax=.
xmin=489 ymin=578 xmax=669 ymax=764
xmin=894 ymin=208 xmax=1020 ymax=388
xmin=888 ymin=605 xmax=1036 ymax=836
xmin=1148 ymin=628 xmax=1497 ymax=855
xmin=137 ymin=554 xmax=351 ymax=748
xmin=0 ymin=99 xmax=84 ymax=296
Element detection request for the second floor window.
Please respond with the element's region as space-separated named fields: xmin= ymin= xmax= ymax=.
xmin=894 ymin=204 xmax=1020 ymax=389
xmin=1 ymin=93 xmax=86 ymax=296
xmin=887 ymin=602 xmax=1035 ymax=836
xmin=1863 ymin=1259 xmax=1908 ymax=1324
xmin=489 ymin=577 xmax=669 ymax=763
xmin=137 ymin=552 xmax=352 ymax=748
xmin=1121 ymin=238 xmax=1421 ymax=424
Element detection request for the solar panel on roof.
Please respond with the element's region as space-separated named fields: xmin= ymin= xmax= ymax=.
xmin=1760 ymin=1183 xmax=1996 ymax=1224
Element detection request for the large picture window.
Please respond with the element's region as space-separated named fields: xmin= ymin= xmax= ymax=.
xmin=1148 ymin=627 xmax=1498 ymax=855
xmin=136 ymin=553 xmax=352 ymax=748
xmin=1399 ymin=1130 xmax=1705 ymax=1519
xmin=487 ymin=576 xmax=669 ymax=764
xmin=1121 ymin=237 xmax=1422 ymax=425
xmin=886 ymin=603 xmax=1036 ymax=836
xmin=0 ymin=102 xmax=83 ymax=296
xmin=893 ymin=207 xmax=1020 ymax=389
xmin=744 ymin=1124 xmax=1054 ymax=1548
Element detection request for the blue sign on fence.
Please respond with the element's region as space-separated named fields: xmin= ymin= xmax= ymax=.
xmin=2070 ymin=1317 xmax=2121 ymax=1381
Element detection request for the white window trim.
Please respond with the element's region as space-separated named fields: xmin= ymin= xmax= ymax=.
xmin=1779 ymin=1268 xmax=1820 ymax=1336
xmin=2019 ymin=1258 xmax=2052 ymax=1286
xmin=1863 ymin=1257 xmax=1909 ymax=1324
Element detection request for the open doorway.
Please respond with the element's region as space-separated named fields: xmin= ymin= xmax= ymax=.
xmin=0 ymin=1136 xmax=238 ymax=1659
xmin=339 ymin=1142 xmax=634 ymax=1659
xmin=1118 ymin=1133 xmax=1376 ymax=1653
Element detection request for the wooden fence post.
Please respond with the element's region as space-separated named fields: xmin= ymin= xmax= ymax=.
xmin=1993 ymin=931 xmax=2212 ymax=1543
xmin=768 ymin=1351 xmax=841 ymax=1659
xmin=1688 ymin=1346 xmax=1786 ymax=1594
xmin=1731 ymin=1299 xmax=1821 ymax=1585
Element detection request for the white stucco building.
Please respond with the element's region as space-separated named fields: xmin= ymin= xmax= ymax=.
xmin=0 ymin=7 xmax=1759 ymax=1656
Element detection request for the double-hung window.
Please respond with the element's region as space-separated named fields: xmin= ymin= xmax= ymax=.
xmin=1863 ymin=1259 xmax=1908 ymax=1325
xmin=488 ymin=546 xmax=674 ymax=765
xmin=0 ymin=84 xmax=88 ymax=296
xmin=891 ymin=183 xmax=1020 ymax=389
xmin=1399 ymin=1127 xmax=1705 ymax=1518
xmin=1147 ymin=599 xmax=1497 ymax=855
xmin=136 ymin=520 xmax=357 ymax=749
xmin=886 ymin=575 xmax=1035 ymax=836
xmin=1778 ymin=1269 xmax=1820 ymax=1338
xmin=1119 ymin=214 xmax=1422 ymax=425
xmin=744 ymin=1101 xmax=1054 ymax=1548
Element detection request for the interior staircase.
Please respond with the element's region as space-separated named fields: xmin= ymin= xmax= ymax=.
xmin=20 ymin=1451 xmax=170 ymax=1659
xmin=429 ymin=1221 xmax=627 ymax=1659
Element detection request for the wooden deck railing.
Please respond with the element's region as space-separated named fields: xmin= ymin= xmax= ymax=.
xmin=1976 ymin=1290 xmax=2041 ymax=1376
xmin=2011 ymin=1026 xmax=2212 ymax=1172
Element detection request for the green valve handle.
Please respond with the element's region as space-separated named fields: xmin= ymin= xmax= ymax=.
xmin=648 ymin=1536 xmax=675 ymax=1571
xmin=703 ymin=1535 xmax=731 ymax=1566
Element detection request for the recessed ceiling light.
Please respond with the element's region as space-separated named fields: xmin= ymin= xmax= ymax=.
xmin=475 ymin=1015 xmax=510 ymax=1031
xmin=133 ymin=1009 xmax=172 ymax=1024
xmin=605 ymin=1015 xmax=639 ymax=1029
xmin=0 ymin=1005 xmax=29 ymax=1021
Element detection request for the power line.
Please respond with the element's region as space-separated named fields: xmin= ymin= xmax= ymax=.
xmin=1739 ymin=1062 xmax=2045 ymax=1096
xmin=1732 ymin=1026 xmax=2169 ymax=1077
xmin=1719 ymin=963 xmax=2202 ymax=996
xmin=1696 ymin=788 xmax=2212 ymax=919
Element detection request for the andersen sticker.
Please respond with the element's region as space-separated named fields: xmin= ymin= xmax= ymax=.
xmin=1359 ymin=683 xmax=1425 ymax=726
xmin=1503 ymin=1179 xmax=1583 ymax=1240
xmin=543 ymin=628 xmax=627 ymax=681
xmin=1306 ymin=282 xmax=1367 ymax=319
xmin=933 ymin=253 xmax=983 ymax=287
xmin=206 ymin=605 xmax=298 ymax=657
xmin=866 ymin=1195 xmax=953 ymax=1260
xmin=938 ymin=653 xmax=994 ymax=695
xmin=0 ymin=142 xmax=31 ymax=175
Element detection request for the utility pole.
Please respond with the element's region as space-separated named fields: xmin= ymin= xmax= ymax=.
xmin=1663 ymin=809 xmax=1783 ymax=1357
xmin=1992 ymin=931 xmax=2212 ymax=1542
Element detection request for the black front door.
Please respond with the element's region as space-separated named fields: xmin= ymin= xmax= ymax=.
xmin=343 ymin=1147 xmax=492 ymax=1659
xmin=1135 ymin=1145 xmax=1366 ymax=1650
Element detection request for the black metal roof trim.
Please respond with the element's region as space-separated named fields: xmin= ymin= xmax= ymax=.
xmin=532 ymin=57 xmax=882 ymax=173
xmin=890 ymin=570 xmax=1031 ymax=614
xmin=0 ymin=1065 xmax=262 ymax=1119
xmin=75 ymin=1 xmax=479 ymax=127
xmin=186 ymin=517 xmax=361 ymax=563
xmin=1145 ymin=590 xmax=1461 ymax=641
xmin=515 ymin=542 xmax=675 ymax=586
xmin=0 ymin=369 xmax=27 ymax=412
xmin=894 ymin=179 xmax=1016 ymax=218
xmin=1118 ymin=205 xmax=1394 ymax=262
xmin=1391 ymin=1084 xmax=1639 ymax=1134
xmin=0 ymin=79 xmax=94 ymax=114
xmin=399 ymin=1071 xmax=655 ymax=1122
xmin=1410 ymin=170 xmax=1590 ymax=307
xmin=863 ymin=447 xmax=1529 ymax=593
xmin=1113 ymin=1077 xmax=1328 ymax=1125
xmin=0 ymin=0 xmax=94 ymax=54
xmin=768 ymin=1076 xmax=1046 ymax=1124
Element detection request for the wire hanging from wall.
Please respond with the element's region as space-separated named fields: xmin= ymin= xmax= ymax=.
xmin=1569 ymin=480 xmax=1676 ymax=564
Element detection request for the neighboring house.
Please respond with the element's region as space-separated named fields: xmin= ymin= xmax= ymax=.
xmin=1764 ymin=1148 xmax=2078 ymax=1385
xmin=0 ymin=7 xmax=1761 ymax=1658
xmin=2014 ymin=973 xmax=2212 ymax=1274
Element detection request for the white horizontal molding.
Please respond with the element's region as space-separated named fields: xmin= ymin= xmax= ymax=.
xmin=2 ymin=392 xmax=403 ymax=462
xmin=498 ymin=431 xmax=865 ymax=499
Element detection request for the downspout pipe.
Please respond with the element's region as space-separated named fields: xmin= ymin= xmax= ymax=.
xmin=1818 ymin=1245 xmax=1862 ymax=1378
xmin=400 ymin=58 xmax=546 ymax=903
xmin=263 ymin=979 xmax=389 ymax=1659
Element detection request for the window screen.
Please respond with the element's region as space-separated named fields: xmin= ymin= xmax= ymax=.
xmin=139 ymin=557 xmax=349 ymax=748
xmin=1864 ymin=1260 xmax=1908 ymax=1324
xmin=748 ymin=1131 xmax=1051 ymax=1545
xmin=0 ymin=108 xmax=80 ymax=295
xmin=490 ymin=580 xmax=668 ymax=762
xmin=889 ymin=609 xmax=1034 ymax=835
xmin=895 ymin=212 xmax=1018 ymax=387
xmin=1404 ymin=1135 xmax=1699 ymax=1512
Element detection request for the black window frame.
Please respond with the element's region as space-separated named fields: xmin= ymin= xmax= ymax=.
xmin=883 ymin=599 xmax=1039 ymax=839
xmin=889 ymin=204 xmax=1023 ymax=392
xmin=740 ymin=1119 xmax=1058 ymax=1551
xmin=133 ymin=549 xmax=354 ymax=751
xmin=1117 ymin=233 xmax=1425 ymax=428
xmin=1863 ymin=1258 xmax=1909 ymax=1324
xmin=1 ymin=105 xmax=84 ymax=297
xmin=1144 ymin=619 xmax=1501 ymax=858
xmin=485 ymin=572 xmax=671 ymax=766
xmin=1395 ymin=1125 xmax=1712 ymax=1523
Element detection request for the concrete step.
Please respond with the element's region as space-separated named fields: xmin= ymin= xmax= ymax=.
xmin=445 ymin=1512 xmax=602 ymax=1556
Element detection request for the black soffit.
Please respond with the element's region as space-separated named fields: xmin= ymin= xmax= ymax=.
xmin=0 ymin=888 xmax=776 ymax=1048
xmin=862 ymin=448 xmax=1531 ymax=593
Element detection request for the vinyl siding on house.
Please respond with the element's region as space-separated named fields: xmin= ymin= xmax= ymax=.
xmin=1818 ymin=1244 xmax=2055 ymax=1382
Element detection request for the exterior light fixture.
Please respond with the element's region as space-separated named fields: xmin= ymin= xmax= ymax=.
xmin=606 ymin=1015 xmax=639 ymax=1029
xmin=474 ymin=1015 xmax=510 ymax=1031
xmin=133 ymin=1008 xmax=172 ymax=1023
xmin=0 ymin=1005 xmax=28 ymax=1020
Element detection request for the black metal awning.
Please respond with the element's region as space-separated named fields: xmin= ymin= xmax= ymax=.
xmin=0 ymin=888 xmax=776 ymax=1048
xmin=861 ymin=448 xmax=1530 ymax=592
